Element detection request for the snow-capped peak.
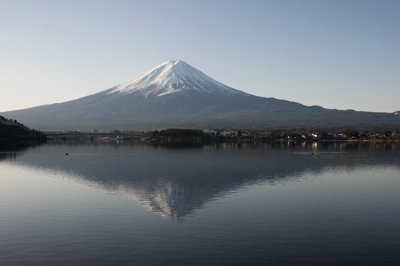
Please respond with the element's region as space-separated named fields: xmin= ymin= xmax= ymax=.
xmin=109 ymin=60 xmax=248 ymax=97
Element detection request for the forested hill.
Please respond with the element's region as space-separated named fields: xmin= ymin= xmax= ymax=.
xmin=0 ymin=116 xmax=46 ymax=139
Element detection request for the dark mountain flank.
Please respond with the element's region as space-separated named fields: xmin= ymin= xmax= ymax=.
xmin=1 ymin=61 xmax=399 ymax=130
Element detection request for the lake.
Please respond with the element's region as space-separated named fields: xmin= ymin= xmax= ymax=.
xmin=1 ymin=141 xmax=400 ymax=265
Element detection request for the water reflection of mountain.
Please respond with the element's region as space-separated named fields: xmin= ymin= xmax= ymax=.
xmin=6 ymin=142 xmax=400 ymax=219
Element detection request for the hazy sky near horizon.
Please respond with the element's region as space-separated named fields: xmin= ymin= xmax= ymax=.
xmin=1 ymin=0 xmax=399 ymax=113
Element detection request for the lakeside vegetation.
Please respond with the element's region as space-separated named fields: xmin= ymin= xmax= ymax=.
xmin=0 ymin=116 xmax=46 ymax=140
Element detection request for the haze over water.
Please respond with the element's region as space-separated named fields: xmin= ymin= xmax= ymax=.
xmin=1 ymin=141 xmax=400 ymax=265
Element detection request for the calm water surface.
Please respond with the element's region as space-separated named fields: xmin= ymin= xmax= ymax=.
xmin=1 ymin=141 xmax=400 ymax=265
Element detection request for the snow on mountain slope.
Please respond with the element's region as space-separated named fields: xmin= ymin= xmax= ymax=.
xmin=108 ymin=60 xmax=248 ymax=98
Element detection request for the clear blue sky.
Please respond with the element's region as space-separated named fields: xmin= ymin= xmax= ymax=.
xmin=1 ymin=0 xmax=399 ymax=112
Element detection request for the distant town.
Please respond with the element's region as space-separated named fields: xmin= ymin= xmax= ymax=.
xmin=45 ymin=128 xmax=400 ymax=143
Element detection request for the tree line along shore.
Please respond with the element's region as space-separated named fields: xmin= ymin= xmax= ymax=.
xmin=1 ymin=115 xmax=399 ymax=143
xmin=47 ymin=128 xmax=400 ymax=143
xmin=144 ymin=128 xmax=400 ymax=142
xmin=0 ymin=116 xmax=46 ymax=140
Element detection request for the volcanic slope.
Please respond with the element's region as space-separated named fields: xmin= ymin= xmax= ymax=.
xmin=2 ymin=60 xmax=399 ymax=130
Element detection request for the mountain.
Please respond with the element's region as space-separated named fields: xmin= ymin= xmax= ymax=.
xmin=1 ymin=60 xmax=399 ymax=130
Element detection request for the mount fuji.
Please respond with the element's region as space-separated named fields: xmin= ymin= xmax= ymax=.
xmin=2 ymin=60 xmax=399 ymax=130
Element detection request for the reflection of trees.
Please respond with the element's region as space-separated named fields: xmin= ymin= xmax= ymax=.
xmin=8 ymin=141 xmax=400 ymax=219
xmin=0 ymin=140 xmax=46 ymax=160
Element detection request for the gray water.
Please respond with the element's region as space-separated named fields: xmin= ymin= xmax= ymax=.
xmin=1 ymin=141 xmax=400 ymax=265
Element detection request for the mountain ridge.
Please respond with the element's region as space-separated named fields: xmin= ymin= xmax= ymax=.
xmin=1 ymin=61 xmax=399 ymax=131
